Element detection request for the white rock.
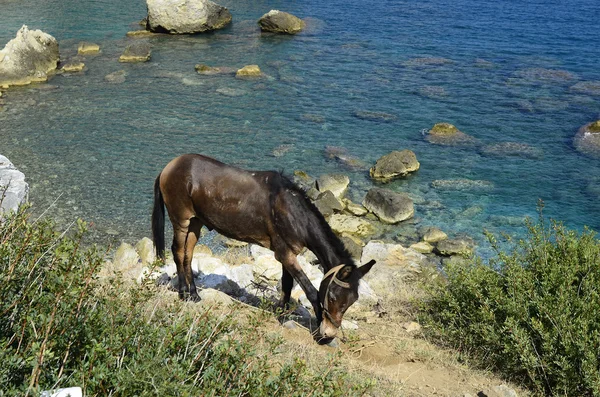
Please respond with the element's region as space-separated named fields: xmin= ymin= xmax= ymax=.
xmin=0 ymin=155 xmax=29 ymax=215
xmin=41 ymin=387 xmax=82 ymax=397
xmin=342 ymin=319 xmax=359 ymax=330
xmin=360 ymin=240 xmax=424 ymax=270
xmin=135 ymin=237 xmax=156 ymax=265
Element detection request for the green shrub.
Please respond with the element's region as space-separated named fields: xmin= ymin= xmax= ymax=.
xmin=0 ymin=206 xmax=373 ymax=396
xmin=422 ymin=210 xmax=600 ymax=396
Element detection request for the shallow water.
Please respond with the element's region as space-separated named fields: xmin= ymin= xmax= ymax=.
xmin=1 ymin=0 xmax=599 ymax=255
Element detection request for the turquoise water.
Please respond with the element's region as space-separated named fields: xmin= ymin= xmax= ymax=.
xmin=1 ymin=0 xmax=599 ymax=254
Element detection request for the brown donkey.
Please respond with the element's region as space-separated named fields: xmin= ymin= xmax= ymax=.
xmin=152 ymin=154 xmax=375 ymax=342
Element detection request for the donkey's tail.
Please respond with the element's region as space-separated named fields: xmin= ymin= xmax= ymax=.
xmin=152 ymin=173 xmax=166 ymax=261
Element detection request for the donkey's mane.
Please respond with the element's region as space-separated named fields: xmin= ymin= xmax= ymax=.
xmin=268 ymin=171 xmax=356 ymax=268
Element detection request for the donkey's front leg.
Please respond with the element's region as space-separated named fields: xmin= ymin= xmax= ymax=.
xmin=275 ymin=249 xmax=322 ymax=323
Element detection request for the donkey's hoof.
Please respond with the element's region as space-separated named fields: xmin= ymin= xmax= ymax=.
xmin=180 ymin=292 xmax=201 ymax=302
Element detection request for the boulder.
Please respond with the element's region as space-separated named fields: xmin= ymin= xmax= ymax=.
xmin=258 ymin=10 xmax=305 ymax=34
xmin=135 ymin=237 xmax=156 ymax=265
xmin=113 ymin=243 xmax=142 ymax=279
xmin=363 ymin=187 xmax=414 ymax=224
xmin=195 ymin=64 xmax=235 ymax=75
xmin=0 ymin=26 xmax=59 ymax=88
xmin=574 ymin=120 xmax=600 ymax=158
xmin=409 ymin=241 xmax=433 ymax=254
xmin=315 ymin=173 xmax=349 ymax=199
xmin=369 ymin=150 xmax=420 ymax=182
xmin=235 ymin=64 xmax=261 ymax=78
xmin=146 ymin=0 xmax=232 ymax=34
xmin=426 ymin=123 xmax=477 ymax=146
xmin=343 ymin=199 xmax=368 ymax=216
xmin=0 ymin=155 xmax=29 ymax=215
xmin=324 ymin=146 xmax=367 ymax=170
xmin=313 ymin=190 xmax=343 ymax=217
xmin=436 ymin=238 xmax=475 ymax=257
xmin=60 ymin=62 xmax=85 ymax=73
xmin=126 ymin=30 xmax=156 ymax=38
xmin=77 ymin=42 xmax=100 ymax=55
xmin=119 ymin=43 xmax=151 ymax=63
xmin=420 ymin=226 xmax=447 ymax=243
xmin=328 ymin=214 xmax=375 ymax=237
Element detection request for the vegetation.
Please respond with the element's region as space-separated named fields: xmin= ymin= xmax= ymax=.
xmin=0 ymin=206 xmax=373 ymax=396
xmin=422 ymin=207 xmax=600 ymax=396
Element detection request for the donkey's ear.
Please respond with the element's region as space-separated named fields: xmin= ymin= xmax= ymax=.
xmin=338 ymin=265 xmax=354 ymax=281
xmin=357 ymin=260 xmax=376 ymax=278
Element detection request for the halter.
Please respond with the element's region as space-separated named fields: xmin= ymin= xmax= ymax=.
xmin=321 ymin=264 xmax=351 ymax=328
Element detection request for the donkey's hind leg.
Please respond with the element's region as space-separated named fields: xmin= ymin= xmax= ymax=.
xmin=172 ymin=218 xmax=201 ymax=302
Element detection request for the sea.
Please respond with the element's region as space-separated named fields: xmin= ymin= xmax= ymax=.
xmin=1 ymin=0 xmax=599 ymax=257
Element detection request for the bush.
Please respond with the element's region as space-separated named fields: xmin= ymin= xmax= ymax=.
xmin=422 ymin=210 xmax=600 ymax=396
xmin=0 ymin=206 xmax=373 ymax=396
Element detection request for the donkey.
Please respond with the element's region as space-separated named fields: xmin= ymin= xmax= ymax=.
xmin=152 ymin=154 xmax=375 ymax=341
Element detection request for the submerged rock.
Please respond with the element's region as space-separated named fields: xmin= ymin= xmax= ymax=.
xmin=363 ymin=187 xmax=414 ymax=224
xmin=370 ymin=150 xmax=420 ymax=182
xmin=513 ymin=67 xmax=578 ymax=84
xmin=353 ymin=110 xmax=397 ymax=122
xmin=0 ymin=26 xmax=59 ymax=88
xmin=60 ymin=62 xmax=85 ymax=73
xmin=426 ymin=123 xmax=477 ymax=146
xmin=431 ymin=179 xmax=494 ymax=191
xmin=258 ymin=10 xmax=305 ymax=34
xmin=436 ymin=238 xmax=475 ymax=257
xmin=105 ymin=70 xmax=127 ymax=83
xmin=402 ymin=57 xmax=453 ymax=67
xmin=574 ymin=120 xmax=600 ymax=158
xmin=146 ymin=0 xmax=232 ymax=34
xmin=570 ymin=81 xmax=600 ymax=96
xmin=480 ymin=142 xmax=543 ymax=159
xmin=0 ymin=155 xmax=29 ymax=215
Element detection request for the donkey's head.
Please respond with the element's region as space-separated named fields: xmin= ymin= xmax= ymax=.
xmin=317 ymin=260 xmax=376 ymax=342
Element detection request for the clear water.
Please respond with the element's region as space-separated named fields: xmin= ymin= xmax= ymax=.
xmin=1 ymin=0 xmax=599 ymax=254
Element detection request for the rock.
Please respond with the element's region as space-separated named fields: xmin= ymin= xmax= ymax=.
xmin=341 ymin=319 xmax=359 ymax=330
xmin=369 ymin=150 xmax=420 ymax=182
xmin=300 ymin=113 xmax=325 ymax=123
xmin=135 ymin=237 xmax=156 ymax=265
xmin=0 ymin=155 xmax=29 ymax=215
xmin=353 ymin=110 xmax=397 ymax=122
xmin=0 ymin=26 xmax=59 ymax=88
xmin=324 ymin=146 xmax=367 ymax=170
xmin=126 ymin=30 xmax=156 ymax=38
xmin=420 ymin=226 xmax=447 ymax=243
xmin=293 ymin=170 xmax=315 ymax=191
xmin=328 ymin=214 xmax=375 ymax=237
xmin=40 ymin=387 xmax=83 ymax=397
xmin=402 ymin=57 xmax=453 ymax=67
xmin=436 ymin=238 xmax=475 ymax=257
xmin=570 ymin=81 xmax=600 ymax=96
xmin=574 ymin=120 xmax=600 ymax=158
xmin=258 ymin=10 xmax=305 ymax=35
xmin=343 ymin=199 xmax=368 ymax=216
xmin=194 ymin=244 xmax=212 ymax=256
xmin=340 ymin=236 xmax=363 ymax=260
xmin=513 ymin=67 xmax=577 ymax=84
xmin=361 ymin=241 xmax=425 ymax=270
xmin=409 ymin=241 xmax=433 ymax=254
xmin=60 ymin=62 xmax=85 ymax=73
xmin=363 ymin=187 xmax=414 ymax=224
xmin=77 ymin=42 xmax=100 ymax=55
xmin=478 ymin=385 xmax=519 ymax=397
xmin=282 ymin=320 xmax=298 ymax=329
xmin=197 ymin=288 xmax=234 ymax=306
xmin=315 ymin=173 xmax=349 ymax=199
xmin=195 ymin=64 xmax=234 ymax=75
xmin=417 ymin=85 xmax=448 ymax=99
xmin=105 ymin=70 xmax=127 ymax=83
xmin=431 ymin=179 xmax=494 ymax=191
xmin=426 ymin=123 xmax=477 ymax=146
xmin=146 ymin=0 xmax=232 ymax=34
xmin=313 ymin=190 xmax=343 ymax=217
xmin=119 ymin=43 xmax=151 ymax=62
xmin=480 ymin=142 xmax=542 ymax=159
xmin=113 ymin=242 xmax=142 ymax=278
xmin=137 ymin=266 xmax=164 ymax=284
xmin=401 ymin=321 xmax=421 ymax=333
xmin=236 ymin=64 xmax=261 ymax=78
